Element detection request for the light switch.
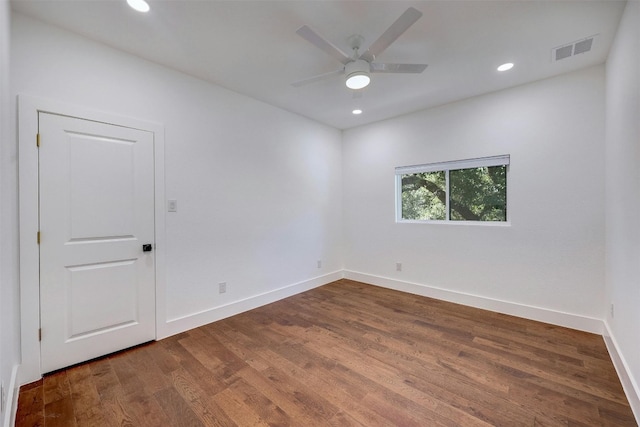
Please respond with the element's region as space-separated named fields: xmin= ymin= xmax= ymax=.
xmin=168 ymin=199 xmax=178 ymax=212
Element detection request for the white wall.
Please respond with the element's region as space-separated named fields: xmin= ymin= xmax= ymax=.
xmin=605 ymin=0 xmax=640 ymax=418
xmin=1 ymin=0 xmax=21 ymax=424
xmin=11 ymin=11 xmax=343 ymax=372
xmin=343 ymin=66 xmax=606 ymax=330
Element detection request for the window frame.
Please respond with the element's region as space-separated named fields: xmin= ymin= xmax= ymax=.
xmin=395 ymin=155 xmax=510 ymax=225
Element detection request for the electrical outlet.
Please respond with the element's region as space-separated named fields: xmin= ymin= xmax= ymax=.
xmin=167 ymin=199 xmax=178 ymax=212
xmin=396 ymin=262 xmax=402 ymax=272
xmin=610 ymin=303 xmax=614 ymax=318
xmin=219 ymin=282 xmax=227 ymax=294
xmin=317 ymin=260 xmax=322 ymax=269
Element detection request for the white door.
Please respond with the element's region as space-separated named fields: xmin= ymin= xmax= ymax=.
xmin=39 ymin=112 xmax=156 ymax=373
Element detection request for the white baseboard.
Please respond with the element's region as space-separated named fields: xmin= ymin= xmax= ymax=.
xmin=343 ymin=270 xmax=604 ymax=334
xmin=3 ymin=364 xmax=19 ymax=427
xmin=158 ymin=271 xmax=344 ymax=339
xmin=603 ymin=321 xmax=640 ymax=424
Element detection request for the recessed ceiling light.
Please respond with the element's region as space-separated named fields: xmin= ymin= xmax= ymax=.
xmin=497 ymin=62 xmax=514 ymax=72
xmin=352 ymin=109 xmax=363 ymax=115
xmin=127 ymin=0 xmax=150 ymax=13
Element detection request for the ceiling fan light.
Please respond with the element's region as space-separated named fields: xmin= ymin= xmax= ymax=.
xmin=345 ymin=59 xmax=371 ymax=90
xmin=346 ymin=73 xmax=370 ymax=90
xmin=127 ymin=0 xmax=150 ymax=13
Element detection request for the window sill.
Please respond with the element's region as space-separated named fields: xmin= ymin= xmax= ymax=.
xmin=396 ymin=219 xmax=511 ymax=227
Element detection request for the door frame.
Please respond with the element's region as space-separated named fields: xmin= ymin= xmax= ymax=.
xmin=18 ymin=94 xmax=166 ymax=384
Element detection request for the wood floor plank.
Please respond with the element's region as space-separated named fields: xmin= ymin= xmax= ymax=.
xmin=228 ymin=376 xmax=292 ymax=426
xmin=88 ymin=358 xmax=121 ymax=400
xmin=326 ymin=410 xmax=366 ymax=427
xmin=163 ymin=335 xmax=229 ymax=396
xmin=97 ymin=393 xmax=138 ymax=426
xmin=257 ymin=347 xmax=380 ymax=423
xmin=236 ymin=365 xmax=329 ymax=426
xmin=126 ymin=345 xmax=173 ymax=394
xmin=14 ymin=381 xmax=44 ymax=427
xmin=43 ymin=396 xmax=76 ymax=427
xmin=109 ymin=352 xmax=147 ymax=398
xmin=170 ymin=367 xmax=237 ymax=427
xmin=42 ymin=371 xmax=71 ymax=405
xmin=154 ymin=386 xmax=204 ymax=427
xmin=14 ymin=279 xmax=637 ymax=426
xmin=65 ymin=364 xmax=111 ymax=427
xmin=212 ymin=387 xmax=267 ymax=427
xmin=295 ymin=325 xmax=526 ymax=425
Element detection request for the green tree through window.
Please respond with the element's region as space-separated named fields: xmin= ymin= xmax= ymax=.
xmin=401 ymin=171 xmax=446 ymax=220
xmin=449 ymin=166 xmax=506 ymax=221
xmin=397 ymin=156 xmax=509 ymax=222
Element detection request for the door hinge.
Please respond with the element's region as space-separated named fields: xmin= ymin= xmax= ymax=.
xmin=36 ymin=133 xmax=40 ymax=148
xmin=38 ymin=328 xmax=42 ymax=342
xmin=37 ymin=231 xmax=40 ymax=244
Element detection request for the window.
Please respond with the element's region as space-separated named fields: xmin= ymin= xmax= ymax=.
xmin=396 ymin=155 xmax=509 ymax=223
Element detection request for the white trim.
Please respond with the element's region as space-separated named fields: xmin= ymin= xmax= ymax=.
xmin=603 ymin=322 xmax=640 ymax=424
xmin=2 ymin=365 xmax=19 ymax=427
xmin=18 ymin=94 xmax=166 ymax=384
xmin=395 ymin=154 xmax=510 ymax=175
xmin=397 ymin=219 xmax=511 ymax=227
xmin=343 ymin=270 xmax=604 ymax=334
xmin=160 ymin=271 xmax=344 ymax=339
xmin=395 ymin=171 xmax=402 ymax=222
xmin=445 ymin=169 xmax=450 ymax=220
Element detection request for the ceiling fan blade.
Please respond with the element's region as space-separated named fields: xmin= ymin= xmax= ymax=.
xmin=296 ymin=25 xmax=352 ymax=65
xmin=291 ymin=69 xmax=344 ymax=87
xmin=371 ymin=63 xmax=428 ymax=73
xmin=360 ymin=7 xmax=422 ymax=63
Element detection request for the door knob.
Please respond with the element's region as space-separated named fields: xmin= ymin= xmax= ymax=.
xmin=142 ymin=244 xmax=153 ymax=252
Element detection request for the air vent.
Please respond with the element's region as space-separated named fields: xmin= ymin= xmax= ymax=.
xmin=552 ymin=35 xmax=598 ymax=62
xmin=574 ymin=38 xmax=593 ymax=55
xmin=555 ymin=45 xmax=573 ymax=61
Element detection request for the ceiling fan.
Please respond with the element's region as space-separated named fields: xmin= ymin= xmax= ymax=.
xmin=292 ymin=7 xmax=428 ymax=90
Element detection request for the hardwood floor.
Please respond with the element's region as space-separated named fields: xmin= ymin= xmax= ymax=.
xmin=15 ymin=279 xmax=636 ymax=426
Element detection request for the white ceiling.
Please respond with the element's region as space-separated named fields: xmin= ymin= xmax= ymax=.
xmin=11 ymin=0 xmax=626 ymax=129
